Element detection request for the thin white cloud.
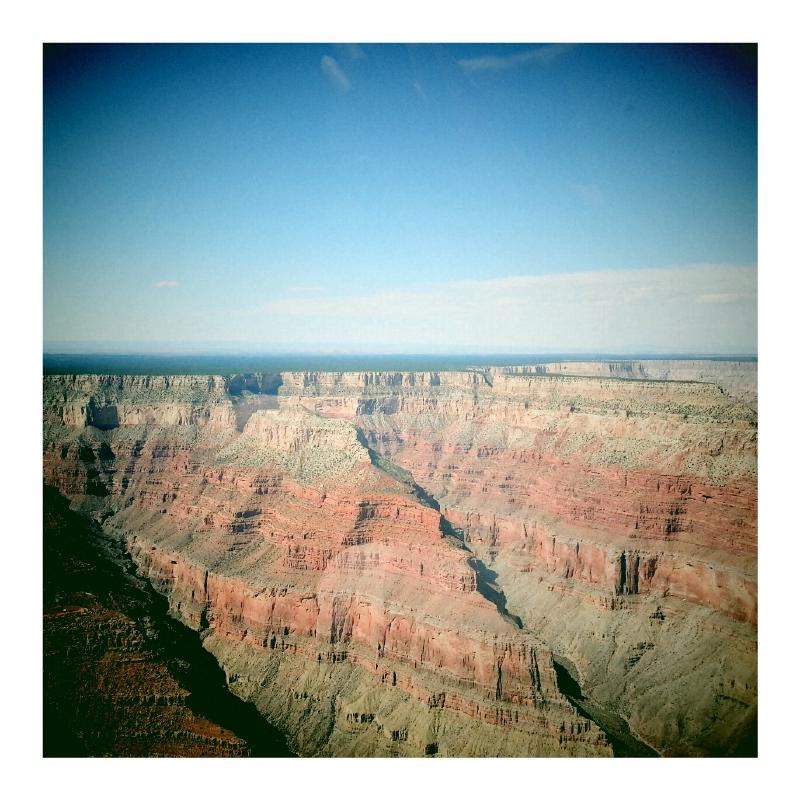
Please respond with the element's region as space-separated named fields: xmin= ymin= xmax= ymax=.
xmin=321 ymin=55 xmax=351 ymax=91
xmin=458 ymin=44 xmax=574 ymax=74
xmin=257 ymin=264 xmax=756 ymax=354
xmin=152 ymin=280 xmax=179 ymax=289
xmin=696 ymin=292 xmax=753 ymax=304
xmin=336 ymin=43 xmax=365 ymax=61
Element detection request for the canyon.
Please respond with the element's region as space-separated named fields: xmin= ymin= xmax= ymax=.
xmin=43 ymin=485 xmax=293 ymax=756
xmin=42 ymin=359 xmax=757 ymax=757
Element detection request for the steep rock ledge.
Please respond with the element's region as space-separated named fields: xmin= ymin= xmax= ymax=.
xmin=272 ymin=364 xmax=758 ymax=756
xmin=43 ymin=362 xmax=756 ymax=756
xmin=43 ymin=485 xmax=292 ymax=757
xmin=43 ymin=375 xmax=612 ymax=757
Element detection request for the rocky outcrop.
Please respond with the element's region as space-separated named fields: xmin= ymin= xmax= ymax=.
xmin=494 ymin=360 xmax=758 ymax=409
xmin=43 ymin=485 xmax=290 ymax=756
xmin=43 ymin=374 xmax=613 ymax=757
xmin=42 ymin=359 xmax=757 ymax=757
xmin=276 ymin=362 xmax=758 ymax=756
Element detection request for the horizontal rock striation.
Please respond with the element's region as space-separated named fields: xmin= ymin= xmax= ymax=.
xmin=276 ymin=363 xmax=757 ymax=756
xmin=43 ymin=360 xmax=756 ymax=756
xmin=494 ymin=360 xmax=758 ymax=409
xmin=43 ymin=373 xmax=613 ymax=757
xmin=43 ymin=485 xmax=254 ymax=757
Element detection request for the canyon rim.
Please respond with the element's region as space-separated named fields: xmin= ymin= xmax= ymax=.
xmin=42 ymin=359 xmax=757 ymax=757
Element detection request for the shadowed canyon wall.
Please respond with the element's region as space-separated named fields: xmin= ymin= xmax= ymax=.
xmin=43 ymin=361 xmax=757 ymax=756
xmin=43 ymin=484 xmax=294 ymax=756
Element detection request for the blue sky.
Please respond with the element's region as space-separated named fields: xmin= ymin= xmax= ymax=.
xmin=44 ymin=43 xmax=757 ymax=353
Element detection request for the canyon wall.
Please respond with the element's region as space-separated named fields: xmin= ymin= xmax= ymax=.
xmin=493 ymin=360 xmax=758 ymax=409
xmin=281 ymin=361 xmax=758 ymax=755
xmin=43 ymin=374 xmax=611 ymax=757
xmin=43 ymin=359 xmax=757 ymax=756
xmin=44 ymin=485 xmax=252 ymax=756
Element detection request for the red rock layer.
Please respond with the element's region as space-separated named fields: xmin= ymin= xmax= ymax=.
xmin=43 ymin=487 xmax=249 ymax=757
xmin=43 ymin=365 xmax=757 ymax=756
xmin=43 ymin=375 xmax=612 ymax=757
xmin=294 ymin=372 xmax=757 ymax=613
xmin=278 ymin=366 xmax=757 ymax=755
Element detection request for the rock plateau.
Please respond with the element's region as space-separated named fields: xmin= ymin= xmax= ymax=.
xmin=42 ymin=360 xmax=757 ymax=757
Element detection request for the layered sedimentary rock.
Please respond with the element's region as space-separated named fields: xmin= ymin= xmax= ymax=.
xmin=283 ymin=363 xmax=757 ymax=756
xmin=495 ymin=360 xmax=758 ymax=409
xmin=43 ymin=359 xmax=757 ymax=757
xmin=44 ymin=376 xmax=611 ymax=757
xmin=43 ymin=485 xmax=252 ymax=756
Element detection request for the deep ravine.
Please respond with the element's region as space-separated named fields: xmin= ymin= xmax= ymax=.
xmin=551 ymin=657 xmax=659 ymax=757
xmin=43 ymin=485 xmax=295 ymax=757
xmin=441 ymin=509 xmax=659 ymax=758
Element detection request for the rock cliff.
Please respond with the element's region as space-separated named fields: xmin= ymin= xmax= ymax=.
xmin=43 ymin=485 xmax=292 ymax=756
xmin=43 ymin=359 xmax=757 ymax=756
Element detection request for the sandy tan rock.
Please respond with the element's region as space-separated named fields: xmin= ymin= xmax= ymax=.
xmin=42 ymin=360 xmax=756 ymax=756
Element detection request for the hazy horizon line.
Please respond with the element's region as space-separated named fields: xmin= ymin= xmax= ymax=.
xmin=43 ymin=348 xmax=758 ymax=359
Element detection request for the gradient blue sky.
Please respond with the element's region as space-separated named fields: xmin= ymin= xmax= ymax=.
xmin=44 ymin=43 xmax=757 ymax=353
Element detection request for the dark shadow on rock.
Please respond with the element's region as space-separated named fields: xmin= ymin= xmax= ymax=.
xmin=466 ymin=557 xmax=523 ymax=629
xmin=552 ymin=655 xmax=658 ymax=758
xmin=43 ymin=485 xmax=294 ymax=758
xmin=226 ymin=373 xmax=283 ymax=397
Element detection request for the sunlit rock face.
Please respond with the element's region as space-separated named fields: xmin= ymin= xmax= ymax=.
xmin=43 ymin=360 xmax=757 ymax=757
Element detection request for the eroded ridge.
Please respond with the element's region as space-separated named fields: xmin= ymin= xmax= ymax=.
xmin=278 ymin=361 xmax=758 ymax=756
xmin=43 ymin=359 xmax=757 ymax=756
xmin=44 ymin=374 xmax=612 ymax=757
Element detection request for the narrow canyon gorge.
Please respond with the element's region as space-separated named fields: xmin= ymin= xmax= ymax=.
xmin=42 ymin=360 xmax=757 ymax=757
